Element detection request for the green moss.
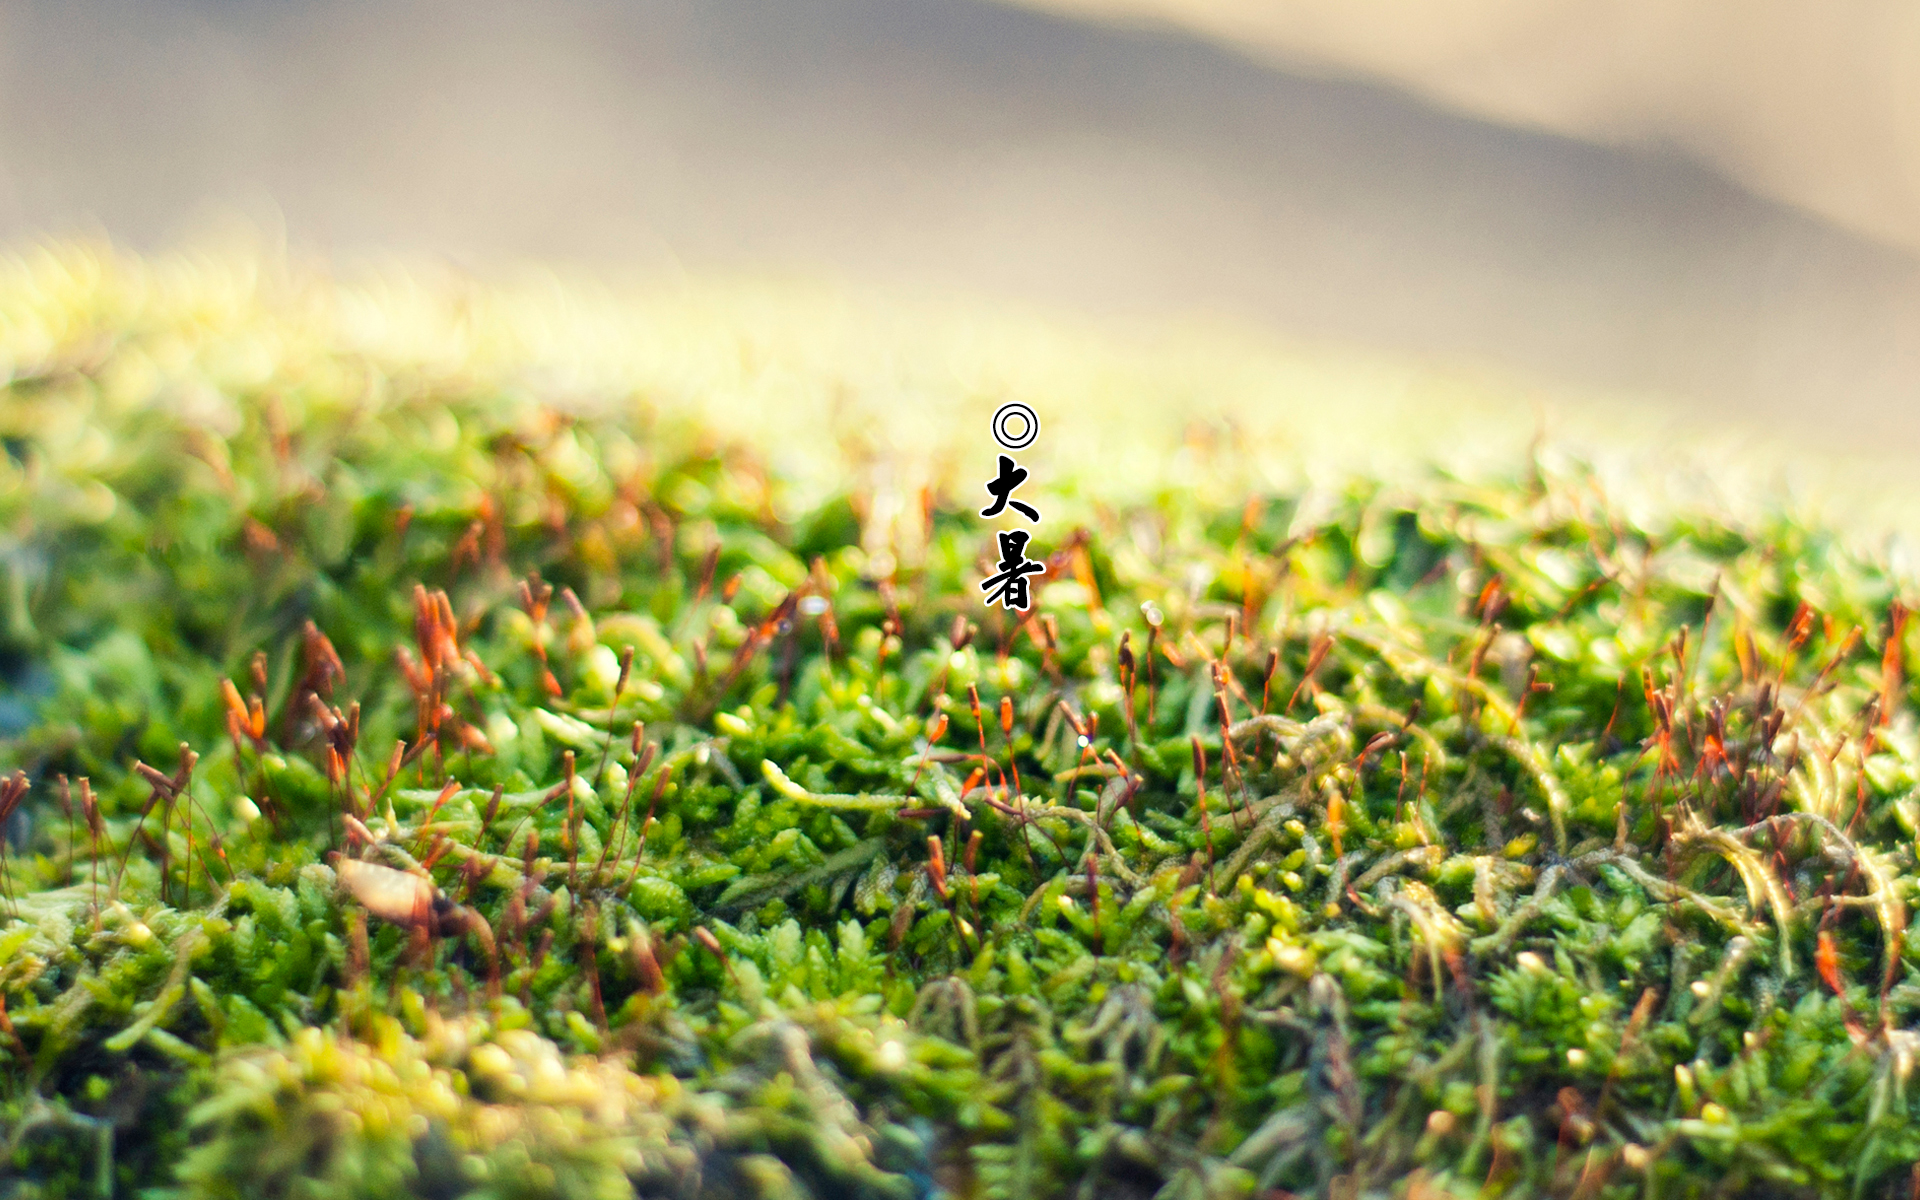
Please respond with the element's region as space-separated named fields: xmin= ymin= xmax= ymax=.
xmin=3 ymin=249 xmax=1920 ymax=1198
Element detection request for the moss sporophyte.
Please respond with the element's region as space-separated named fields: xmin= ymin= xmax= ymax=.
xmin=5 ymin=255 xmax=1920 ymax=1198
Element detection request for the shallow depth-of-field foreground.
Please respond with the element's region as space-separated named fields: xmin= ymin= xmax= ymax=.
xmin=5 ymin=248 xmax=1920 ymax=1198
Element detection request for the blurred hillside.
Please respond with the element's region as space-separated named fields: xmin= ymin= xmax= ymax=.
xmin=2 ymin=0 xmax=1918 ymax=471
xmin=1018 ymin=0 xmax=1920 ymax=259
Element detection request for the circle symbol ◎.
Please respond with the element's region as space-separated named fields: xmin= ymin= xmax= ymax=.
xmin=990 ymin=402 xmax=1039 ymax=450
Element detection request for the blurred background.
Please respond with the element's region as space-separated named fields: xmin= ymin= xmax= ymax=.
xmin=2 ymin=0 xmax=1918 ymax=503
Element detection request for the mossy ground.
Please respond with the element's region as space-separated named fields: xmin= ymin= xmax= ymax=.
xmin=3 ymin=248 xmax=1920 ymax=1198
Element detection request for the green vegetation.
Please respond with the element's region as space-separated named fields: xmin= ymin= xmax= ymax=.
xmin=4 ymin=248 xmax=1920 ymax=1198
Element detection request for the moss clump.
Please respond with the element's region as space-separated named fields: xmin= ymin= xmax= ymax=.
xmin=3 ymin=249 xmax=1920 ymax=1198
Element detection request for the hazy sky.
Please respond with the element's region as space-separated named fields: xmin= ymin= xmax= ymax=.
xmin=3 ymin=0 xmax=1918 ymax=456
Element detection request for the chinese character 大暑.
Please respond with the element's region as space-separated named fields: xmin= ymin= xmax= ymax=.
xmin=980 ymin=529 xmax=1046 ymax=611
xmin=979 ymin=454 xmax=1041 ymax=521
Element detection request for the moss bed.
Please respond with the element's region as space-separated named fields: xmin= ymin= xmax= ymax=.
xmin=3 ymin=250 xmax=1920 ymax=1199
